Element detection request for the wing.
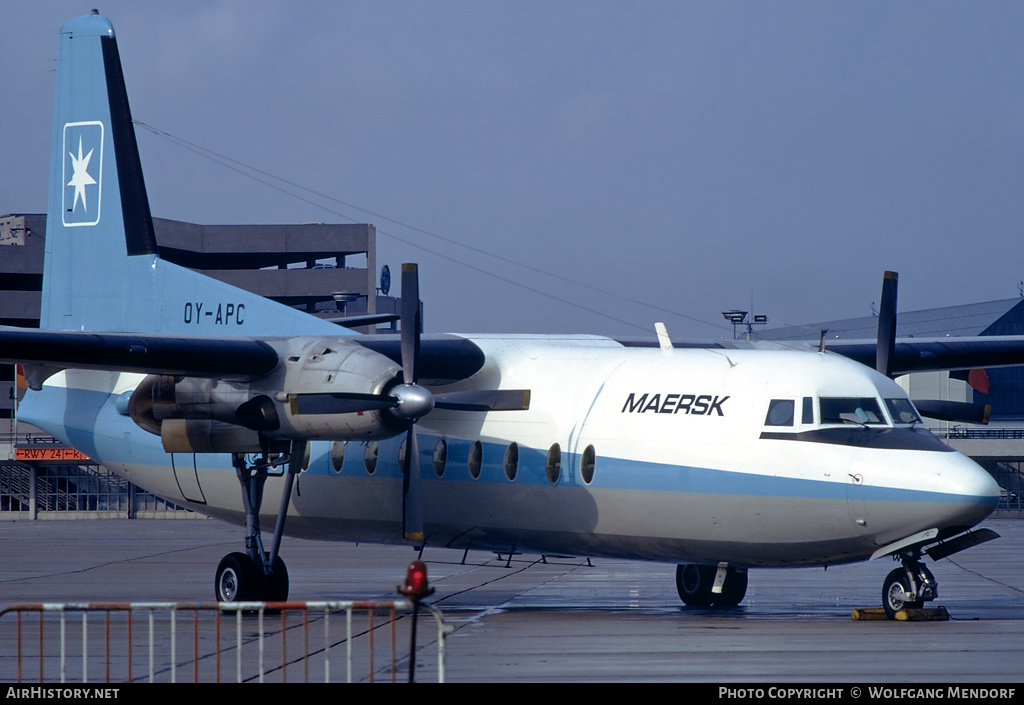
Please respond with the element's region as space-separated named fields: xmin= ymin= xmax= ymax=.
xmin=0 ymin=326 xmax=279 ymax=380
xmin=823 ymin=336 xmax=1024 ymax=376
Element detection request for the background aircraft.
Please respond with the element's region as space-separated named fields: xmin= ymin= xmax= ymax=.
xmin=1 ymin=12 xmax=1012 ymax=618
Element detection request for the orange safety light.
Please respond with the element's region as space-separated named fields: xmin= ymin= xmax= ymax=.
xmin=398 ymin=560 xmax=434 ymax=602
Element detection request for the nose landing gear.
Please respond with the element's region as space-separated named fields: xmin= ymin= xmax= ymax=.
xmin=882 ymin=552 xmax=936 ymax=619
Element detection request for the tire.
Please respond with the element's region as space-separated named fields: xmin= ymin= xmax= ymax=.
xmin=676 ymin=564 xmax=748 ymax=607
xmin=216 ymin=552 xmax=260 ymax=603
xmin=262 ymin=556 xmax=289 ymax=602
xmin=715 ymin=569 xmax=748 ymax=607
xmin=882 ymin=567 xmax=922 ymax=618
xmin=676 ymin=564 xmax=715 ymax=606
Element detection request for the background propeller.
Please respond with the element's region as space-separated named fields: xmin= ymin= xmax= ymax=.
xmin=874 ymin=271 xmax=990 ymax=425
xmin=875 ymin=271 xmax=898 ymax=377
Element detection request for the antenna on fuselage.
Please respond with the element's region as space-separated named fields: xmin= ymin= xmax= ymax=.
xmin=655 ymin=322 xmax=674 ymax=350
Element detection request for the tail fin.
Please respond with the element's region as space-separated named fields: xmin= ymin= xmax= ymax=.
xmin=42 ymin=12 xmax=338 ymax=337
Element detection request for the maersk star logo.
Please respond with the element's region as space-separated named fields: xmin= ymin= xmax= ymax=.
xmin=62 ymin=121 xmax=104 ymax=227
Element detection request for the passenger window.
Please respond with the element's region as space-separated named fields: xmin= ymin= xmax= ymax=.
xmin=433 ymin=439 xmax=447 ymax=477
xmin=580 ymin=445 xmax=596 ymax=485
xmin=330 ymin=441 xmax=346 ymax=474
xmin=546 ymin=443 xmax=561 ymax=484
xmin=765 ymin=399 xmax=795 ymax=427
xmin=504 ymin=442 xmax=519 ymax=481
xmin=468 ymin=441 xmax=482 ymax=479
xmin=363 ymin=441 xmax=378 ymax=474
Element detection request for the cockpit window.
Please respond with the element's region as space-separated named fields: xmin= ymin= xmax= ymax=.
xmin=802 ymin=397 xmax=814 ymax=424
xmin=765 ymin=399 xmax=795 ymax=426
xmin=885 ymin=398 xmax=922 ymax=425
xmin=819 ymin=397 xmax=886 ymax=426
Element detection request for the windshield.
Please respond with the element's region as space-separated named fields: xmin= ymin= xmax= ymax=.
xmin=819 ymin=397 xmax=887 ymax=426
xmin=885 ymin=397 xmax=923 ymax=425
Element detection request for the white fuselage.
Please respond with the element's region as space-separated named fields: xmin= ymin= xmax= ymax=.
xmin=19 ymin=335 xmax=1000 ymax=568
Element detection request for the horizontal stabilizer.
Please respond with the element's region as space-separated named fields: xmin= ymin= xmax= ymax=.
xmin=327 ymin=313 xmax=401 ymax=329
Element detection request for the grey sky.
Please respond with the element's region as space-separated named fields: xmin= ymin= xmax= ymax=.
xmin=4 ymin=2 xmax=1023 ymax=338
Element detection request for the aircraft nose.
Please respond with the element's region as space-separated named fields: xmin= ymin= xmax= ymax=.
xmin=941 ymin=452 xmax=1001 ymax=527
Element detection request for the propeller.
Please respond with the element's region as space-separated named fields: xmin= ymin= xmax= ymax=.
xmin=875 ymin=271 xmax=898 ymax=377
xmin=399 ymin=263 xmax=426 ymax=541
xmin=874 ymin=271 xmax=990 ymax=425
xmin=288 ymin=263 xmax=530 ymax=542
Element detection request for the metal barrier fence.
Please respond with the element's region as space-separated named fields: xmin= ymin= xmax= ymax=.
xmin=1 ymin=601 xmax=449 ymax=683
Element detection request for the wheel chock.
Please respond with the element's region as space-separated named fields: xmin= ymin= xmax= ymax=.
xmin=851 ymin=606 xmax=949 ymax=621
xmin=851 ymin=608 xmax=888 ymax=620
xmin=894 ymin=606 xmax=949 ymax=621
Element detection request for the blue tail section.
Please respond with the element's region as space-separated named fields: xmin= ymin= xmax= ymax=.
xmin=42 ymin=11 xmax=341 ymax=338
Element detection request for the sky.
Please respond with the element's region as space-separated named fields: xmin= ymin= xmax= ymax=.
xmin=4 ymin=1 xmax=1024 ymax=340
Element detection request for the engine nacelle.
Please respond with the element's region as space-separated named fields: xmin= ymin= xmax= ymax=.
xmin=126 ymin=337 xmax=405 ymax=453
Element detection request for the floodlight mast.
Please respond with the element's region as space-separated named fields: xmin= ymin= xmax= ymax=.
xmin=721 ymin=310 xmax=768 ymax=340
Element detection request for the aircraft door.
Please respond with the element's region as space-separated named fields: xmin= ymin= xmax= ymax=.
xmin=171 ymin=453 xmax=207 ymax=504
xmin=845 ymin=448 xmax=869 ymax=528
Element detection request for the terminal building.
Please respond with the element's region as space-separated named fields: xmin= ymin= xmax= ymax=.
xmin=1 ymin=213 xmax=398 ymax=517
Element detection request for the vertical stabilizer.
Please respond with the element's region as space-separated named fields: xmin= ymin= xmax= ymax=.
xmin=41 ymin=12 xmax=340 ymax=338
xmin=43 ymin=11 xmax=156 ymax=331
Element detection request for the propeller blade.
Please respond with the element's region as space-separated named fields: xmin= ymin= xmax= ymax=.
xmin=876 ymin=271 xmax=898 ymax=377
xmin=401 ymin=263 xmax=421 ymax=385
xmin=402 ymin=425 xmax=424 ymax=542
xmin=913 ymin=399 xmax=991 ymax=425
xmin=434 ymin=389 xmax=531 ymax=412
xmin=288 ymin=392 xmax=398 ymax=415
xmin=398 ymin=264 xmax=425 ymax=542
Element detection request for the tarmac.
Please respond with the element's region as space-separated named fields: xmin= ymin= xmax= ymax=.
xmin=0 ymin=517 xmax=1021 ymax=683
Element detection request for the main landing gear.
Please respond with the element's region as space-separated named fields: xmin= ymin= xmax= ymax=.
xmin=214 ymin=442 xmax=305 ymax=603
xmin=675 ymin=563 xmax=748 ymax=607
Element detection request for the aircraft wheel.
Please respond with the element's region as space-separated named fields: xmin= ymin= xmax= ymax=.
xmin=216 ymin=552 xmax=259 ymax=603
xmin=676 ymin=564 xmax=747 ymax=607
xmin=715 ymin=569 xmax=748 ymax=607
xmin=262 ymin=556 xmax=289 ymax=602
xmin=882 ymin=568 xmax=922 ymax=618
xmin=676 ymin=564 xmax=715 ymax=606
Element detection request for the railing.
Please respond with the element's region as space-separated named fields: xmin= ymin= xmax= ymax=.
xmin=1 ymin=601 xmax=449 ymax=683
xmin=0 ymin=433 xmax=65 ymax=446
xmin=942 ymin=427 xmax=1024 ymax=440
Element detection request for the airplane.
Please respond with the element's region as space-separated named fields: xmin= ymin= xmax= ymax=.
xmin=0 ymin=11 xmax=1012 ymax=619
